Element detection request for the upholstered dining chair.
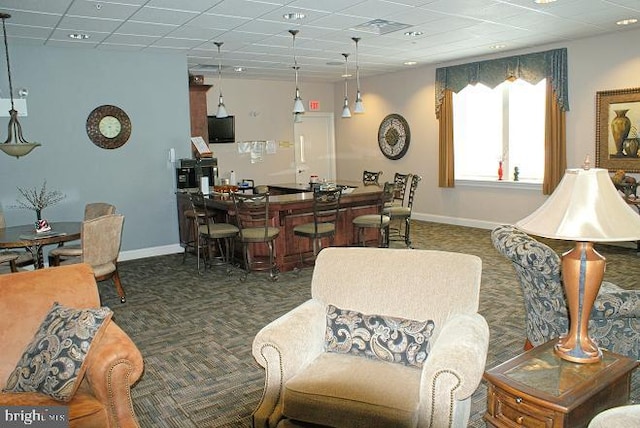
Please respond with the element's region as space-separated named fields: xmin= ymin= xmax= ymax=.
xmin=55 ymin=214 xmax=127 ymax=303
xmin=293 ymin=187 xmax=342 ymax=265
xmin=252 ymin=247 xmax=489 ymax=428
xmin=362 ymin=170 xmax=383 ymax=186
xmin=0 ymin=211 xmax=35 ymax=273
xmin=231 ymin=192 xmax=280 ymax=281
xmin=352 ymin=182 xmax=394 ymax=247
xmin=191 ymin=191 xmax=239 ymax=274
xmin=48 ymin=202 xmax=116 ymax=266
xmin=384 ymin=174 xmax=422 ymax=247
xmin=492 ymin=224 xmax=640 ymax=360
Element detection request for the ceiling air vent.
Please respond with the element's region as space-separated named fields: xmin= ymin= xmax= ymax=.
xmin=352 ymin=19 xmax=412 ymax=35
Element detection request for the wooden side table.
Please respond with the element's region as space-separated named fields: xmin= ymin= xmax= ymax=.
xmin=484 ymin=340 xmax=638 ymax=428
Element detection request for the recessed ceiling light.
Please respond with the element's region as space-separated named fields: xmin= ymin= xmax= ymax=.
xmin=616 ymin=18 xmax=638 ymax=25
xmin=490 ymin=44 xmax=507 ymax=49
xmin=68 ymin=33 xmax=90 ymax=40
xmin=404 ymin=31 xmax=423 ymax=37
xmin=534 ymin=0 xmax=557 ymax=4
xmin=403 ymin=61 xmax=417 ymax=66
xmin=283 ymin=12 xmax=305 ymax=20
xmin=234 ymin=66 xmax=244 ymax=73
xmin=341 ymin=73 xmax=353 ymax=78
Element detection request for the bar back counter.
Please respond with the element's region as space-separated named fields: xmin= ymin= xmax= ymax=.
xmin=176 ymin=181 xmax=384 ymax=272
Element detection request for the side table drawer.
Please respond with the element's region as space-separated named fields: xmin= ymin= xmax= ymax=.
xmin=488 ymin=386 xmax=556 ymax=428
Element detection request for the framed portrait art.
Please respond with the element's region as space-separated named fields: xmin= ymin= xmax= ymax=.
xmin=595 ymin=87 xmax=640 ymax=172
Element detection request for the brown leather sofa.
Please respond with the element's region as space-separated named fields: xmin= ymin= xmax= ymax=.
xmin=0 ymin=263 xmax=144 ymax=427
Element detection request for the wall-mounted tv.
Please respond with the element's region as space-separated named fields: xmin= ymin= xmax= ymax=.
xmin=207 ymin=115 xmax=235 ymax=144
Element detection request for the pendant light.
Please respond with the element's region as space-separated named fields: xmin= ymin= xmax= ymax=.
xmin=352 ymin=37 xmax=365 ymax=114
xmin=214 ymin=41 xmax=228 ymax=118
xmin=0 ymin=13 xmax=40 ymax=158
xmin=341 ymin=53 xmax=351 ymax=118
xmin=289 ymin=30 xmax=305 ymax=114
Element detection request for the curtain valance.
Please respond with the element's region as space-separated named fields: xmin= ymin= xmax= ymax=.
xmin=435 ymin=48 xmax=568 ymax=117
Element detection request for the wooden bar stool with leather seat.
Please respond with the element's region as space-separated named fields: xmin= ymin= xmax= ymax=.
xmin=352 ymin=182 xmax=394 ymax=247
xmin=231 ymin=192 xmax=280 ymax=281
xmin=192 ymin=191 xmax=239 ymax=273
xmin=384 ymin=174 xmax=421 ymax=247
xmin=293 ymin=187 xmax=342 ymax=266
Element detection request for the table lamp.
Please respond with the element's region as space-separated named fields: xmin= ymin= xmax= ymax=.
xmin=515 ymin=162 xmax=640 ymax=363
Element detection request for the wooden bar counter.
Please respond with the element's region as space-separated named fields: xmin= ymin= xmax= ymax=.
xmin=176 ymin=181 xmax=383 ymax=272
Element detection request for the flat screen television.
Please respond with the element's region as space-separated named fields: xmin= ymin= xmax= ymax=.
xmin=207 ymin=115 xmax=235 ymax=144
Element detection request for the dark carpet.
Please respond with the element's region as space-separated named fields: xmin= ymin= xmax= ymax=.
xmin=96 ymin=221 xmax=640 ymax=427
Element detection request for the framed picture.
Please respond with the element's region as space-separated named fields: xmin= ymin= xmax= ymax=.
xmin=595 ymin=87 xmax=640 ymax=172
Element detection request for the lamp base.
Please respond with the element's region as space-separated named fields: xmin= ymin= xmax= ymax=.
xmin=554 ymin=242 xmax=605 ymax=364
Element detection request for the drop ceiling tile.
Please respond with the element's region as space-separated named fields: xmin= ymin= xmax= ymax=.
xmin=167 ymin=25 xmax=224 ymax=40
xmin=66 ymin=1 xmax=139 ymax=20
xmin=145 ymin=0 xmax=222 ymax=12
xmin=103 ymin=33 xmax=159 ymax=45
xmin=57 ymin=16 xmax=122 ymax=33
xmin=48 ymin=28 xmax=109 ymax=42
xmin=116 ymin=20 xmax=177 ymax=37
xmin=187 ymin=13 xmax=251 ymax=30
xmin=130 ymin=6 xmax=198 ymax=25
xmin=1 ymin=10 xmax=62 ymax=28
xmin=151 ymin=37 xmax=205 ymax=48
xmin=0 ymin=0 xmax=73 ymax=14
xmin=3 ymin=25 xmax=52 ymax=39
xmin=205 ymin=0 xmax=284 ymax=18
xmin=339 ymin=0 xmax=414 ymax=19
xmin=285 ymin=0 xmax=363 ymax=13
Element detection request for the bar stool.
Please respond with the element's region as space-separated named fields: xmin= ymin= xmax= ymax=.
xmin=352 ymin=182 xmax=394 ymax=247
xmin=184 ymin=192 xmax=213 ymax=273
xmin=362 ymin=170 xmax=383 ymax=186
xmin=384 ymin=174 xmax=421 ymax=247
xmin=191 ymin=192 xmax=239 ymax=273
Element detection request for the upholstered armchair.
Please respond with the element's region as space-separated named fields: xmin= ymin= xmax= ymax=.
xmin=252 ymin=247 xmax=489 ymax=428
xmin=0 ymin=263 xmax=144 ymax=427
xmin=491 ymin=224 xmax=640 ymax=360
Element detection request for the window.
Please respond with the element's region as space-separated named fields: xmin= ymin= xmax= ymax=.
xmin=453 ymin=78 xmax=546 ymax=183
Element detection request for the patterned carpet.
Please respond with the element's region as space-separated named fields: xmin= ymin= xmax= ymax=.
xmin=96 ymin=221 xmax=640 ymax=427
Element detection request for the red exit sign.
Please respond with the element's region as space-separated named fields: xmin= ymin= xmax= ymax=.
xmin=309 ymin=100 xmax=320 ymax=111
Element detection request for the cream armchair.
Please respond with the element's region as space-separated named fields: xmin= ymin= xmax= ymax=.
xmin=252 ymin=247 xmax=489 ymax=428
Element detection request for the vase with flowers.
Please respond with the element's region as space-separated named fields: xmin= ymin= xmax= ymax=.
xmin=12 ymin=180 xmax=66 ymax=231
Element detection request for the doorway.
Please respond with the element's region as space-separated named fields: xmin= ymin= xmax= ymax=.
xmin=293 ymin=112 xmax=336 ymax=184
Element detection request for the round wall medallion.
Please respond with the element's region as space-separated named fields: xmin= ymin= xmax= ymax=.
xmin=378 ymin=113 xmax=410 ymax=160
xmin=86 ymin=105 xmax=131 ymax=149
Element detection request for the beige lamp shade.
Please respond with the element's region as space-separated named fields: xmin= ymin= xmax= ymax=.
xmin=516 ymin=168 xmax=640 ymax=242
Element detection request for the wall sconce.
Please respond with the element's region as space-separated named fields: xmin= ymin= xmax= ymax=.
xmin=0 ymin=13 xmax=40 ymax=159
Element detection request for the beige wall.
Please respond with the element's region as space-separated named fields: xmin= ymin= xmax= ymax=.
xmin=201 ymin=76 xmax=335 ymax=184
xmin=333 ymin=26 xmax=640 ymax=228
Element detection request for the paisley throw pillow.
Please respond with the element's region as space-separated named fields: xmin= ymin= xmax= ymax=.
xmin=3 ymin=302 xmax=113 ymax=402
xmin=325 ymin=304 xmax=435 ymax=368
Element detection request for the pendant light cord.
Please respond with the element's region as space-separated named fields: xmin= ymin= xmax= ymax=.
xmin=2 ymin=16 xmax=15 ymax=110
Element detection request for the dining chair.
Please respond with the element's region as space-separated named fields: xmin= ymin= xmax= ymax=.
xmin=0 ymin=211 xmax=35 ymax=273
xmin=191 ymin=191 xmax=239 ymax=274
xmin=231 ymin=192 xmax=280 ymax=281
xmin=362 ymin=170 xmax=383 ymax=186
xmin=54 ymin=214 xmax=127 ymax=303
xmin=48 ymin=202 xmax=116 ymax=266
xmin=384 ymin=174 xmax=422 ymax=247
xmin=352 ymin=182 xmax=394 ymax=247
xmin=293 ymin=187 xmax=342 ymax=266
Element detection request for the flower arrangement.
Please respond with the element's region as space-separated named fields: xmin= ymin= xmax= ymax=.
xmin=13 ymin=180 xmax=66 ymax=221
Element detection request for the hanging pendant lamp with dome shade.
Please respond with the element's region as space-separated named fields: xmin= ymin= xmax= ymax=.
xmin=352 ymin=37 xmax=364 ymax=114
xmin=341 ymin=53 xmax=351 ymax=118
xmin=0 ymin=13 xmax=40 ymax=159
xmin=214 ymin=41 xmax=228 ymax=118
xmin=289 ymin=29 xmax=305 ymax=115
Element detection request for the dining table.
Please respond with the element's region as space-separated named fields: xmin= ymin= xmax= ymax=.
xmin=0 ymin=221 xmax=82 ymax=269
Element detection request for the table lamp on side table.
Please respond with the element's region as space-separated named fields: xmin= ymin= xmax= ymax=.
xmin=515 ymin=162 xmax=640 ymax=363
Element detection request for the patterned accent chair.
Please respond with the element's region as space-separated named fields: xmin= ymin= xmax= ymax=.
xmin=252 ymin=247 xmax=489 ymax=428
xmin=491 ymin=225 xmax=640 ymax=360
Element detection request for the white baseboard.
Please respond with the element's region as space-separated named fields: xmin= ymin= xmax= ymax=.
xmin=411 ymin=212 xmax=502 ymax=231
xmin=118 ymin=244 xmax=183 ymax=262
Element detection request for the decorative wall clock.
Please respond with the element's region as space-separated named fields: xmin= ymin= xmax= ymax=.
xmin=378 ymin=113 xmax=410 ymax=160
xmin=86 ymin=105 xmax=132 ymax=149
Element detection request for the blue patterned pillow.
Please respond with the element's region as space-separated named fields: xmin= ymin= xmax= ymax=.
xmin=325 ymin=304 xmax=435 ymax=368
xmin=3 ymin=302 xmax=113 ymax=402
